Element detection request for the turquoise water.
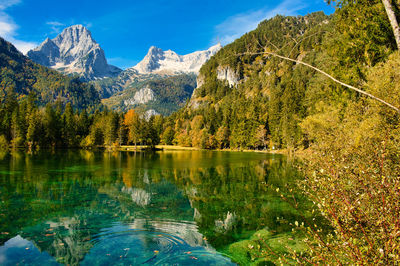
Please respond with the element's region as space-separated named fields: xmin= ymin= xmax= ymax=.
xmin=0 ymin=150 xmax=303 ymax=265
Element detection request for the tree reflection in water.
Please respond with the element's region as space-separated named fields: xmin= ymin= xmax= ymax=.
xmin=0 ymin=150 xmax=304 ymax=265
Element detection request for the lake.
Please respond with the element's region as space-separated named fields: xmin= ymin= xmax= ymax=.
xmin=0 ymin=150 xmax=305 ymax=265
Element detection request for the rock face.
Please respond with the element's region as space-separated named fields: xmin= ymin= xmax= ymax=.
xmin=143 ymin=109 xmax=159 ymax=120
xmin=216 ymin=65 xmax=239 ymax=87
xmin=123 ymin=86 xmax=155 ymax=106
xmin=27 ymin=25 xmax=121 ymax=80
xmin=196 ymin=74 xmax=205 ymax=89
xmin=94 ymin=45 xmax=221 ymax=99
xmin=132 ymin=43 xmax=222 ymax=74
xmin=101 ymin=74 xmax=196 ymax=116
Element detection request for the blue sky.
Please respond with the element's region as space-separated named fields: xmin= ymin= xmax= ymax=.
xmin=0 ymin=0 xmax=334 ymax=69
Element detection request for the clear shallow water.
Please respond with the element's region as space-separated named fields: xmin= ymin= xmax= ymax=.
xmin=0 ymin=150 xmax=302 ymax=265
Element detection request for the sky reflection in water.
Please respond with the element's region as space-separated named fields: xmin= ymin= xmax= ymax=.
xmin=0 ymin=150 xmax=301 ymax=265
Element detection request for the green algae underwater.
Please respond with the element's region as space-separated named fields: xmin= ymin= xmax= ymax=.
xmin=0 ymin=150 xmax=321 ymax=265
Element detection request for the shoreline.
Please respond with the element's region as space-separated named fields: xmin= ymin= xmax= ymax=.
xmin=2 ymin=144 xmax=298 ymax=156
xmin=117 ymin=144 xmax=291 ymax=155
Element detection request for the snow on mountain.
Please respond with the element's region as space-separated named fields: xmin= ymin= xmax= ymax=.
xmin=27 ymin=25 xmax=121 ymax=80
xmin=132 ymin=43 xmax=222 ymax=74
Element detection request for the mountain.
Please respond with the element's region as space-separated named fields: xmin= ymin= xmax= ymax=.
xmin=91 ymin=69 xmax=168 ymax=99
xmin=92 ymin=44 xmax=221 ymax=114
xmin=168 ymin=12 xmax=332 ymax=149
xmin=0 ymin=36 xmax=100 ymax=110
xmin=102 ymin=74 xmax=196 ymax=116
xmin=132 ymin=44 xmax=222 ymax=74
xmin=27 ymin=25 xmax=121 ymax=81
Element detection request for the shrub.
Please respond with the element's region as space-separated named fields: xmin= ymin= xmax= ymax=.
xmin=0 ymin=135 xmax=9 ymax=151
xmin=293 ymin=52 xmax=400 ymax=264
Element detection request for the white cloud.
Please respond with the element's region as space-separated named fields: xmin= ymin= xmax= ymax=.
xmin=10 ymin=39 xmax=36 ymax=53
xmin=45 ymin=20 xmax=92 ymax=36
xmin=0 ymin=18 xmax=16 ymax=35
xmin=46 ymin=21 xmax=65 ymax=34
xmin=84 ymin=22 xmax=93 ymax=28
xmin=46 ymin=21 xmax=64 ymax=26
xmin=0 ymin=0 xmax=37 ymax=54
xmin=213 ymin=0 xmax=307 ymax=45
xmin=0 ymin=0 xmax=21 ymax=9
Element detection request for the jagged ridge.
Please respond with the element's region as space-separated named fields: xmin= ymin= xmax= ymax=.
xmin=132 ymin=44 xmax=222 ymax=74
xmin=27 ymin=25 xmax=121 ymax=80
xmin=0 ymin=36 xmax=100 ymax=110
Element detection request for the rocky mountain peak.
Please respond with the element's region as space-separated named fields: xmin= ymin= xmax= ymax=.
xmin=133 ymin=46 xmax=166 ymax=73
xmin=132 ymin=44 xmax=222 ymax=74
xmin=148 ymin=46 xmax=163 ymax=54
xmin=36 ymin=37 xmax=55 ymax=49
xmin=27 ymin=25 xmax=121 ymax=80
xmin=54 ymin=25 xmax=95 ymax=48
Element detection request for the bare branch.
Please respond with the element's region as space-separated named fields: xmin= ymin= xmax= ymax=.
xmin=234 ymin=51 xmax=400 ymax=114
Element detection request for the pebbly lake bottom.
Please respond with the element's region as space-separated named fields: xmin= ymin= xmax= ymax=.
xmin=0 ymin=150 xmax=315 ymax=265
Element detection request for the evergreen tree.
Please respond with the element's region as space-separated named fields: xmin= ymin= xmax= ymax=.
xmin=62 ymin=103 xmax=77 ymax=147
xmin=43 ymin=104 xmax=61 ymax=147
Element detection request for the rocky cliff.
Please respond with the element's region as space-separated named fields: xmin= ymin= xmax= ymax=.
xmin=27 ymin=25 xmax=121 ymax=80
xmin=132 ymin=44 xmax=222 ymax=74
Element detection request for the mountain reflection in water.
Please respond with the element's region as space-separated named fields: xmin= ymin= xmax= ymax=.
xmin=0 ymin=150 xmax=302 ymax=265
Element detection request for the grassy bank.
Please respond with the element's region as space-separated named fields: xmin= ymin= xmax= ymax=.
xmin=117 ymin=144 xmax=291 ymax=154
xmin=221 ymin=229 xmax=307 ymax=265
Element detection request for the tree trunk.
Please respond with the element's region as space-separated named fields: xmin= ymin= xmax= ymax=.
xmin=382 ymin=0 xmax=400 ymax=50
